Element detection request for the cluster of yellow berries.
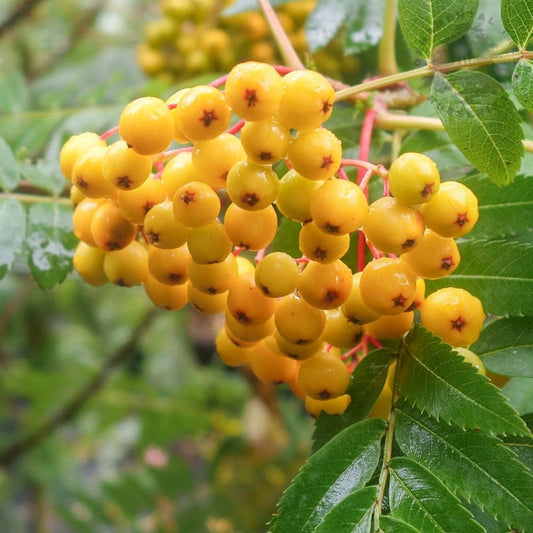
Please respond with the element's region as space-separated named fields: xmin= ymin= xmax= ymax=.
xmin=60 ymin=61 xmax=484 ymax=418
xmin=137 ymin=0 xmax=359 ymax=82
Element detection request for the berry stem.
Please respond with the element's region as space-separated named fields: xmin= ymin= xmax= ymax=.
xmin=378 ymin=0 xmax=398 ymax=76
xmin=257 ymin=0 xmax=305 ymax=71
xmin=99 ymin=125 xmax=119 ymax=141
xmin=0 ymin=192 xmax=71 ymax=205
xmin=227 ymin=118 xmax=246 ymax=135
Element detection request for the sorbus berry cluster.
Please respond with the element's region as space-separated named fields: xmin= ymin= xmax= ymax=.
xmin=61 ymin=61 xmax=485 ymax=418
xmin=137 ymin=0 xmax=360 ymax=82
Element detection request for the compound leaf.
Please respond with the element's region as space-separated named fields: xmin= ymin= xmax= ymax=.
xmin=512 ymin=59 xmax=533 ymax=111
xmin=426 ymin=240 xmax=533 ymax=317
xmin=395 ymin=401 xmax=533 ymax=532
xmin=272 ymin=418 xmax=386 ymax=533
xmin=389 ymin=457 xmax=483 ymax=533
xmin=501 ymin=0 xmax=533 ymax=49
xmin=305 ymin=0 xmax=352 ymax=52
xmin=314 ymin=485 xmax=378 ymax=533
xmin=344 ymin=0 xmax=385 ymax=55
xmin=379 ymin=515 xmax=421 ymax=532
xmin=27 ymin=202 xmax=77 ymax=288
xmin=430 ymin=71 xmax=524 ymax=187
xmin=20 ymin=160 xmax=66 ymax=196
xmin=461 ymin=173 xmax=533 ymax=241
xmin=471 ymin=317 xmax=533 ymax=377
xmin=312 ymin=348 xmax=395 ymax=452
xmin=0 ymin=136 xmax=20 ymax=191
xmin=398 ymin=325 xmax=529 ymax=436
xmin=0 ymin=197 xmax=26 ymax=279
xmin=398 ymin=0 xmax=479 ymax=59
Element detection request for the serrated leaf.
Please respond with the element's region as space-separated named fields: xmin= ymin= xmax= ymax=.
xmin=512 ymin=59 xmax=533 ymax=111
xmin=430 ymin=71 xmax=524 ymax=186
xmin=344 ymin=0 xmax=385 ymax=55
xmin=379 ymin=515 xmax=421 ymax=532
xmin=398 ymin=325 xmax=529 ymax=436
xmin=305 ymin=0 xmax=352 ymax=52
xmin=427 ymin=240 xmax=533 ymax=317
xmin=0 ymin=137 xmax=20 ymax=191
xmin=389 ymin=457 xmax=484 ymax=533
xmin=20 ymin=160 xmax=67 ymax=196
xmin=461 ymin=173 xmax=533 ymax=241
xmin=0 ymin=198 xmax=26 ymax=278
xmin=466 ymin=0 xmax=506 ymax=56
xmin=395 ymin=401 xmax=533 ymax=532
xmin=503 ymin=426 xmax=533 ymax=472
xmin=471 ymin=317 xmax=533 ymax=377
xmin=271 ymin=418 xmax=386 ymax=533
xmin=27 ymin=202 xmax=77 ymax=288
xmin=398 ymin=0 xmax=479 ymax=59
xmin=501 ymin=0 xmax=533 ymax=49
xmin=314 ymin=485 xmax=378 ymax=533
xmin=312 ymin=349 xmax=395 ymax=452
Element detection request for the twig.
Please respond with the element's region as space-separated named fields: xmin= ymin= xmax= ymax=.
xmin=0 ymin=0 xmax=45 ymax=37
xmin=0 ymin=308 xmax=158 ymax=467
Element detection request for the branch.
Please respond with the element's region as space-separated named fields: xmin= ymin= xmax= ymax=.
xmin=0 ymin=0 xmax=46 ymax=38
xmin=0 ymin=308 xmax=158 ymax=467
xmin=378 ymin=0 xmax=398 ymax=75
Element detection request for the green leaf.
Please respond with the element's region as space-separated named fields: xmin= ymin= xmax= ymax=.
xmin=314 ymin=485 xmax=378 ymax=533
xmin=312 ymin=349 xmax=395 ymax=452
xmin=27 ymin=202 xmax=77 ymax=288
xmin=0 ymin=137 xmax=20 ymax=191
xmin=389 ymin=457 xmax=484 ymax=533
xmin=272 ymin=418 xmax=386 ymax=533
xmin=427 ymin=240 xmax=533 ymax=317
xmin=466 ymin=0 xmax=506 ymax=56
xmin=305 ymin=0 xmax=352 ymax=53
xmin=512 ymin=59 xmax=533 ymax=111
xmin=269 ymin=216 xmax=301 ymax=258
xmin=395 ymin=401 xmax=533 ymax=532
xmin=344 ymin=0 xmax=386 ymax=55
xmin=501 ymin=0 xmax=533 ymax=49
xmin=379 ymin=515 xmax=421 ymax=532
xmin=503 ymin=426 xmax=533 ymax=472
xmin=461 ymin=173 xmax=533 ymax=241
xmin=397 ymin=0 xmax=479 ymax=59
xmin=20 ymin=160 xmax=67 ymax=196
xmin=398 ymin=325 xmax=529 ymax=436
xmin=471 ymin=317 xmax=533 ymax=377
xmin=0 ymin=198 xmax=26 ymax=279
xmin=430 ymin=71 xmax=524 ymax=186
xmin=0 ymin=71 xmax=29 ymax=113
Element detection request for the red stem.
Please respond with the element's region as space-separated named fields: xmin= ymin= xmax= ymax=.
xmin=100 ymin=125 xmax=119 ymax=141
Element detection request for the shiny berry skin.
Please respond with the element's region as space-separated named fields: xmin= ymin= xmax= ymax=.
xmin=400 ymin=229 xmax=460 ymax=279
xmin=118 ymin=96 xmax=174 ymax=155
xmin=273 ymin=331 xmax=325 ymax=361
xmin=274 ymin=293 xmax=326 ymax=345
xmin=223 ymin=203 xmax=278 ymax=250
xmin=143 ymin=200 xmax=189 ymax=249
xmin=277 ymin=70 xmax=335 ymax=130
xmin=147 ymin=245 xmax=190 ymax=285
xmin=192 ymin=133 xmax=246 ymax=190
xmin=249 ymin=340 xmax=299 ymax=385
xmin=224 ymin=61 xmax=283 ymax=121
xmin=299 ymin=221 xmax=350 ymax=264
xmin=226 ymin=160 xmax=279 ymax=211
xmin=60 ymin=132 xmax=105 ymax=180
xmin=323 ymin=308 xmax=364 ymax=349
xmin=173 ymin=180 xmax=221 ymax=227
xmin=359 ymin=257 xmax=417 ymax=315
xmin=276 ymin=170 xmax=323 ymax=223
xmin=420 ymin=287 xmax=485 ymax=347
xmin=305 ymin=393 xmax=351 ymax=417
xmin=187 ymin=283 xmax=228 ymax=315
xmin=310 ymin=178 xmax=369 ymax=235
xmin=187 ymin=253 xmax=238 ymax=294
xmin=287 ymin=128 xmax=342 ymax=181
xmin=364 ymin=311 xmax=414 ymax=340
xmin=103 ymin=240 xmax=148 ymax=286
xmin=90 ymin=200 xmax=138 ymax=251
xmin=240 ymin=118 xmax=290 ymax=164
xmin=72 ymin=197 xmax=105 ymax=247
xmin=298 ymin=350 xmax=351 ymax=400
xmin=72 ymin=242 xmax=107 ymax=287
xmin=215 ymin=328 xmax=252 ymax=367
xmin=298 ymin=259 xmax=352 ymax=310
xmin=225 ymin=311 xmax=275 ymax=343
xmin=254 ymin=252 xmax=299 ymax=298
xmin=175 ymin=85 xmax=231 ymax=142
xmin=144 ymin=273 xmax=188 ymax=310
xmin=160 ymin=151 xmax=202 ymax=198
xmin=186 ymin=220 xmax=233 ymax=264
xmin=363 ymin=196 xmax=425 ymax=255
xmin=226 ymin=272 xmax=277 ymax=326
xmin=341 ymin=272 xmax=381 ymax=325
xmin=420 ymin=181 xmax=479 ymax=238
xmin=388 ymin=152 xmax=440 ymax=205
xmin=71 ymin=145 xmax=116 ymax=199
xmin=165 ymin=88 xmax=192 ymax=144
xmin=103 ymin=140 xmax=153 ymax=190
xmin=116 ymin=177 xmax=167 ymax=224
xmin=454 ymin=347 xmax=486 ymax=375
